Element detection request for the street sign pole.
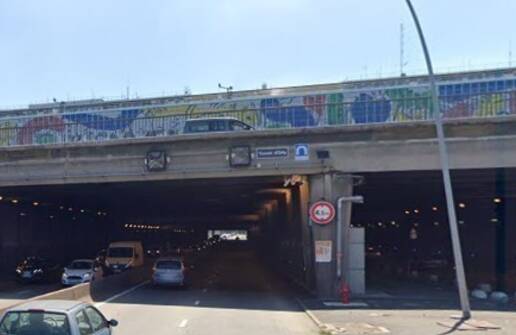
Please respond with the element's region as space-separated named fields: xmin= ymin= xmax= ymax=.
xmin=405 ymin=0 xmax=471 ymax=319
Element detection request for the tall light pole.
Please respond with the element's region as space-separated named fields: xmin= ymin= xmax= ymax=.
xmin=405 ymin=0 xmax=471 ymax=319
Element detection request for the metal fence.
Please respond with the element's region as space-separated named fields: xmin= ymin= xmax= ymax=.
xmin=0 ymin=90 xmax=515 ymax=147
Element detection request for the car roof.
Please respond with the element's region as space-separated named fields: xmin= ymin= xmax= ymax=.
xmin=109 ymin=241 xmax=141 ymax=247
xmin=155 ymin=257 xmax=183 ymax=262
xmin=184 ymin=117 xmax=241 ymax=122
xmin=70 ymin=259 xmax=93 ymax=263
xmin=9 ymin=300 xmax=86 ymax=313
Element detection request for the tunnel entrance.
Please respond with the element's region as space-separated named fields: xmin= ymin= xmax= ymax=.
xmin=352 ymin=169 xmax=516 ymax=298
xmin=0 ymin=176 xmax=311 ymax=294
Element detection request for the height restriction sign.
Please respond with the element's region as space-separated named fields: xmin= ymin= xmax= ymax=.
xmin=309 ymin=200 xmax=336 ymax=225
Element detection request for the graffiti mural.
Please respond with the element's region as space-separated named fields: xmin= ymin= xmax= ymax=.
xmin=0 ymin=70 xmax=515 ymax=146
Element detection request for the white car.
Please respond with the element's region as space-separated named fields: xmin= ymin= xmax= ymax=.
xmin=62 ymin=259 xmax=102 ymax=286
xmin=0 ymin=300 xmax=118 ymax=335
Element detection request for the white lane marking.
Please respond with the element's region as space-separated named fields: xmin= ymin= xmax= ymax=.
xmin=94 ymin=280 xmax=150 ymax=308
xmin=194 ymin=300 xmax=200 ymax=305
xmin=178 ymin=319 xmax=188 ymax=328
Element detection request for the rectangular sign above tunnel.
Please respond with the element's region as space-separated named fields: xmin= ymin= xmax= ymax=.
xmin=256 ymin=147 xmax=289 ymax=159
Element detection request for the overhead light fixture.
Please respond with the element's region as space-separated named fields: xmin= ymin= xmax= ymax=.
xmin=0 ymin=196 xmax=3 ymax=200
xmin=316 ymin=150 xmax=330 ymax=160
xmin=404 ymin=210 xmax=410 ymax=215
xmin=145 ymin=150 xmax=168 ymax=172
xmin=11 ymin=199 xmax=18 ymax=204
xmin=229 ymin=145 xmax=251 ymax=167
xmin=413 ymin=209 xmax=419 ymax=214
xmin=458 ymin=203 xmax=466 ymax=208
xmin=493 ymin=198 xmax=502 ymax=204
xmin=432 ymin=206 xmax=438 ymax=211
xmin=33 ymin=201 xmax=39 ymax=206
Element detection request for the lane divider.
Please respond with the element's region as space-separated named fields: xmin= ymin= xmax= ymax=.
xmin=94 ymin=280 xmax=150 ymax=308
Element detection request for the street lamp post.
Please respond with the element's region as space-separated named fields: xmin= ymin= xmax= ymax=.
xmin=405 ymin=0 xmax=471 ymax=319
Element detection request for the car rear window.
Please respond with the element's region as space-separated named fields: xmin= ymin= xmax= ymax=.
xmin=107 ymin=247 xmax=133 ymax=258
xmin=0 ymin=311 xmax=71 ymax=335
xmin=156 ymin=260 xmax=182 ymax=270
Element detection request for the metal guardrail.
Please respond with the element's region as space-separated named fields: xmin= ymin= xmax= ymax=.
xmin=0 ymin=90 xmax=514 ymax=147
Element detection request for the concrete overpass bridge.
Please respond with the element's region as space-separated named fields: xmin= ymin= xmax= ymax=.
xmin=1 ymin=68 xmax=516 ymax=299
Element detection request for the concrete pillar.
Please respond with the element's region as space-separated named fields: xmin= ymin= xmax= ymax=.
xmin=309 ymin=173 xmax=355 ymax=299
xmin=496 ymin=169 xmax=516 ymax=292
xmin=299 ymin=177 xmax=315 ymax=291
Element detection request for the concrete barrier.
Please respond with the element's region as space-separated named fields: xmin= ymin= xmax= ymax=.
xmin=0 ymin=265 xmax=150 ymax=315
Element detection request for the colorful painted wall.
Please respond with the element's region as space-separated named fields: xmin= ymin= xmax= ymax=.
xmin=0 ymin=73 xmax=515 ymax=146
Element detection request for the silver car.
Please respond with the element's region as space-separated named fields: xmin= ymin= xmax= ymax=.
xmin=0 ymin=300 xmax=118 ymax=335
xmin=152 ymin=257 xmax=186 ymax=286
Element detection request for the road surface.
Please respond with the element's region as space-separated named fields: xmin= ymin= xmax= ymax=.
xmin=97 ymin=244 xmax=318 ymax=335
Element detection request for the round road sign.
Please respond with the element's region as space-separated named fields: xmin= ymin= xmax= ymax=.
xmin=309 ymin=200 xmax=336 ymax=225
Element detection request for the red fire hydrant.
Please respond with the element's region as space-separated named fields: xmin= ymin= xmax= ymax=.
xmin=340 ymin=282 xmax=351 ymax=304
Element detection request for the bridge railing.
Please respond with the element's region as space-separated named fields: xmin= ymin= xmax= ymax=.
xmin=0 ymin=90 xmax=514 ymax=147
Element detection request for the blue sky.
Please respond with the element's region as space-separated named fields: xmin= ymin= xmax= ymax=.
xmin=0 ymin=0 xmax=515 ymax=107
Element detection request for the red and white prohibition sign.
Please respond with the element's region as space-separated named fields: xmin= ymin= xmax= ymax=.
xmin=309 ymin=200 xmax=336 ymax=225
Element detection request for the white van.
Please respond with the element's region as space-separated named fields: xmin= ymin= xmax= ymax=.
xmin=105 ymin=241 xmax=144 ymax=273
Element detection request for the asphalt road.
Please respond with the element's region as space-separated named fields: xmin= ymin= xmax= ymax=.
xmin=97 ymin=244 xmax=318 ymax=335
xmin=0 ymin=280 xmax=61 ymax=309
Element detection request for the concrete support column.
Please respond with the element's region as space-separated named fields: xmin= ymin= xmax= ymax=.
xmin=496 ymin=169 xmax=516 ymax=292
xmin=309 ymin=173 xmax=354 ymax=299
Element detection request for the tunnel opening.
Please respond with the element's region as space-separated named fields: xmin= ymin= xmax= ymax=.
xmin=0 ymin=176 xmax=311 ymax=297
xmin=352 ymin=169 xmax=516 ymax=299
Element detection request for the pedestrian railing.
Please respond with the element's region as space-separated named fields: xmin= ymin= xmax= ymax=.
xmin=0 ymin=89 xmax=514 ymax=147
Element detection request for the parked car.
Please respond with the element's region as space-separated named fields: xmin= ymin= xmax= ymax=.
xmin=15 ymin=257 xmax=61 ymax=284
xmin=0 ymin=299 xmax=118 ymax=335
xmin=62 ymin=259 xmax=103 ymax=286
xmin=105 ymin=241 xmax=144 ymax=273
xmin=152 ymin=257 xmax=187 ymax=287
xmin=182 ymin=117 xmax=253 ymax=134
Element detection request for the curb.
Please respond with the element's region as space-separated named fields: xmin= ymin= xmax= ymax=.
xmin=295 ymin=298 xmax=323 ymax=328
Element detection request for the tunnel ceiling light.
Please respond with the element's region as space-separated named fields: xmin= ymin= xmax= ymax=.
xmin=59 ymin=206 xmax=64 ymax=210
xmin=11 ymin=199 xmax=19 ymax=204
xmin=433 ymin=221 xmax=440 ymax=226
xmin=458 ymin=203 xmax=466 ymax=208
xmin=229 ymin=145 xmax=252 ymax=167
xmin=32 ymin=201 xmax=39 ymax=206
xmin=404 ymin=210 xmax=410 ymax=215
xmin=490 ymin=218 xmax=498 ymax=223
xmin=80 ymin=209 xmax=85 ymax=213
xmin=19 ymin=212 xmax=26 ymax=216
xmin=68 ymin=207 xmax=73 ymax=211
xmin=49 ymin=215 xmax=54 ymax=219
xmin=493 ymin=198 xmax=502 ymax=204
xmin=0 ymin=196 xmax=3 ymax=200
xmin=458 ymin=220 xmax=465 ymax=224
xmin=432 ymin=206 xmax=438 ymax=211
xmin=413 ymin=209 xmax=419 ymax=214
